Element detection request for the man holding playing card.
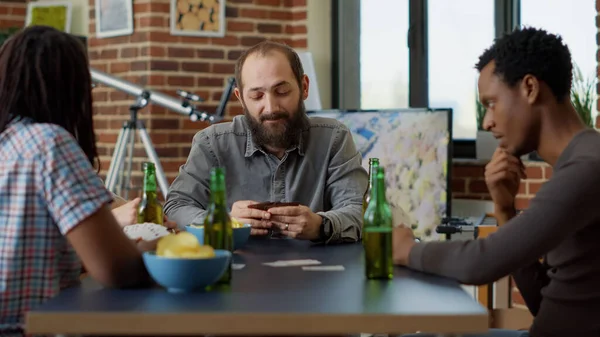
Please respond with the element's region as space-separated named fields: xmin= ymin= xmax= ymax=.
xmin=164 ymin=41 xmax=368 ymax=244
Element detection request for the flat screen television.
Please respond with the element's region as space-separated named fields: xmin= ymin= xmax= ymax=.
xmin=306 ymin=108 xmax=452 ymax=241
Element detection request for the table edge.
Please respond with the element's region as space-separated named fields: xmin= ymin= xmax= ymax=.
xmin=26 ymin=312 xmax=489 ymax=335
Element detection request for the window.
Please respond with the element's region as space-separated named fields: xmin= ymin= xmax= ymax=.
xmin=428 ymin=0 xmax=495 ymax=140
xmin=521 ymin=0 xmax=597 ymax=122
xmin=360 ymin=0 xmax=410 ymax=109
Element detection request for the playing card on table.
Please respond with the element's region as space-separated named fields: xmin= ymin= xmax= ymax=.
xmin=123 ymin=223 xmax=170 ymax=241
xmin=262 ymin=259 xmax=321 ymax=267
xmin=302 ymin=265 xmax=345 ymax=271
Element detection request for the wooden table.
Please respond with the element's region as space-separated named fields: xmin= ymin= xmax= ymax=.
xmin=26 ymin=237 xmax=488 ymax=336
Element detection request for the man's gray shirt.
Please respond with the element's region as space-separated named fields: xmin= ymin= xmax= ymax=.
xmin=164 ymin=115 xmax=368 ymax=244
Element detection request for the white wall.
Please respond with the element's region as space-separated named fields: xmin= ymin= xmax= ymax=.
xmin=37 ymin=0 xmax=89 ymax=36
xmin=307 ymin=0 xmax=332 ymax=109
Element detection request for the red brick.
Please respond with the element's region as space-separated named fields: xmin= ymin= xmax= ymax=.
xmin=100 ymin=49 xmax=118 ymax=59
xmin=149 ymin=2 xmax=170 ymax=13
xmin=212 ymin=63 xmax=236 ymax=74
xmin=9 ymin=6 xmax=25 ymax=16
xmin=272 ymin=38 xmax=293 ymax=46
xmin=283 ymin=0 xmax=306 ymax=6
xmin=110 ymin=62 xmax=130 ymax=73
xmin=226 ymin=6 xmax=239 ymax=18
xmin=270 ymin=10 xmax=292 ymax=20
xmin=227 ymin=21 xmax=255 ymax=32
xmin=286 ymin=24 xmax=307 ymax=34
xmin=134 ymin=2 xmax=151 ymax=13
xmin=182 ymin=119 xmax=211 ymax=130
xmin=228 ymin=50 xmax=243 ymax=60
xmin=121 ymin=47 xmax=138 ymax=58
xmin=211 ymin=91 xmax=236 ymax=101
xmin=168 ymin=133 xmax=196 ymax=143
xmin=168 ymin=47 xmax=195 ymax=58
xmin=292 ymin=11 xmax=307 ymax=20
xmin=229 ymin=0 xmax=253 ymax=3
xmin=150 ymin=60 xmax=179 ymax=71
xmin=110 ymin=91 xmax=129 ymax=101
xmin=182 ymin=62 xmax=210 ymax=73
xmin=131 ymin=61 xmax=148 ymax=71
xmin=197 ymin=77 xmax=226 ymax=87
xmin=210 ymin=36 xmax=241 ymax=46
xmin=517 ymin=182 xmax=526 ymax=195
xmin=151 ymin=118 xmax=180 ymax=130
xmin=148 ymin=31 xmax=180 ymax=43
xmin=141 ymin=46 xmax=166 ymax=57
xmin=139 ymin=16 xmax=165 ymax=28
xmin=93 ymin=91 xmax=108 ymax=102
xmin=196 ymin=49 xmax=225 ymax=59
xmin=148 ymin=75 xmax=167 ymax=86
xmin=452 ymin=165 xmax=485 ymax=178
xmin=149 ymin=133 xmax=169 ymax=144
xmin=293 ymin=38 xmax=307 ymax=48
xmin=168 ymin=76 xmax=195 ymax=87
xmin=525 ymin=166 xmax=543 ymax=180
xmin=94 ymin=119 xmax=109 ymax=129
xmin=241 ymin=36 xmax=267 ymax=46
xmin=515 ymin=197 xmax=531 ymax=210
xmin=544 ymin=166 xmax=553 ymax=179
xmin=156 ymin=146 xmax=182 ymax=158
xmin=97 ymin=133 xmax=119 ymax=143
xmin=241 ymin=8 xmax=270 ymax=19
xmin=180 ymin=37 xmax=210 ymax=44
xmin=528 ymin=182 xmax=543 ymax=195
xmin=468 ymin=180 xmax=489 ymax=194
xmin=258 ymin=23 xmax=282 ymax=34
xmin=451 ymin=178 xmax=466 ymax=193
xmin=255 ymin=0 xmax=281 ymax=6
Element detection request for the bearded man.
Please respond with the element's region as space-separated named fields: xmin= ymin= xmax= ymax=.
xmin=164 ymin=41 xmax=368 ymax=244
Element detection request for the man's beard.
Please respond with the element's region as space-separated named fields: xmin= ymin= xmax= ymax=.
xmin=244 ymin=99 xmax=310 ymax=150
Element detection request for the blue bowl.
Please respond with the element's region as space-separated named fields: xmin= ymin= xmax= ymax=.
xmin=142 ymin=249 xmax=231 ymax=293
xmin=185 ymin=223 xmax=251 ymax=250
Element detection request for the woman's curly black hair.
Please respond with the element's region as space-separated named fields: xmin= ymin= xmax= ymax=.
xmin=476 ymin=26 xmax=573 ymax=102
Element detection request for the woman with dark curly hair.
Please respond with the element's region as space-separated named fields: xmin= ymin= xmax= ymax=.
xmin=0 ymin=26 xmax=155 ymax=336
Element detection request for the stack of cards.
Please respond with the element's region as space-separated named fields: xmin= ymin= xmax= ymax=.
xmin=261 ymin=259 xmax=345 ymax=271
xmin=123 ymin=223 xmax=170 ymax=241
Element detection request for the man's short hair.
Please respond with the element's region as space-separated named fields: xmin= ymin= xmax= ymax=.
xmin=476 ymin=27 xmax=573 ymax=101
xmin=235 ymin=40 xmax=304 ymax=92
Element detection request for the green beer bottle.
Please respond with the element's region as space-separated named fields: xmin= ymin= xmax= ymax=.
xmin=203 ymin=167 xmax=234 ymax=284
xmin=137 ymin=162 xmax=164 ymax=225
xmin=362 ymin=158 xmax=380 ymax=216
xmin=363 ymin=166 xmax=393 ymax=280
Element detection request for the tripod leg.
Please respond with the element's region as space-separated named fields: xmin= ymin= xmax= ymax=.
xmin=105 ymin=126 xmax=132 ymax=196
xmin=123 ymin=122 xmax=137 ymax=200
xmin=137 ymin=122 xmax=170 ymax=199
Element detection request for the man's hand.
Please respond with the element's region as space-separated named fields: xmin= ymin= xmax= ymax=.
xmin=163 ymin=216 xmax=179 ymax=232
xmin=485 ymin=148 xmax=526 ymax=214
xmin=392 ymin=225 xmax=417 ymax=266
xmin=130 ymin=237 xmax=159 ymax=252
xmin=230 ymin=200 xmax=272 ymax=236
xmin=112 ymin=197 xmax=141 ymax=228
xmin=268 ymin=205 xmax=322 ymax=240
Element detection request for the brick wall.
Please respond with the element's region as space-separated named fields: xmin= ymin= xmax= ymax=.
xmin=0 ymin=0 xmax=595 ymax=311
xmin=87 ymin=0 xmax=308 ymax=192
xmin=452 ymin=161 xmax=552 ymax=209
xmin=0 ymin=0 xmax=26 ymax=29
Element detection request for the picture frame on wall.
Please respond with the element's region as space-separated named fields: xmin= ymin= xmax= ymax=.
xmin=171 ymin=0 xmax=226 ymax=37
xmin=95 ymin=0 xmax=134 ymax=38
xmin=26 ymin=0 xmax=73 ymax=33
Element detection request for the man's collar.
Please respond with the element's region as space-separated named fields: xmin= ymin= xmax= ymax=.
xmin=243 ymin=116 xmax=307 ymax=158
